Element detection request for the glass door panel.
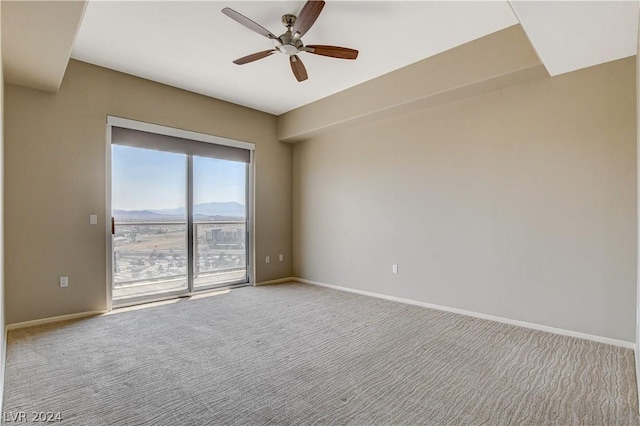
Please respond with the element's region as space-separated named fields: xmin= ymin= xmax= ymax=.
xmin=112 ymin=145 xmax=188 ymax=301
xmin=192 ymin=156 xmax=248 ymax=289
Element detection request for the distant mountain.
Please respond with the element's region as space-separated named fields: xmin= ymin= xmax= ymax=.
xmin=114 ymin=201 xmax=245 ymax=221
xmin=112 ymin=209 xmax=175 ymax=221
xmin=193 ymin=201 xmax=246 ymax=218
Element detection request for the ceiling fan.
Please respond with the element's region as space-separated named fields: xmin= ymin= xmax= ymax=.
xmin=222 ymin=0 xmax=358 ymax=82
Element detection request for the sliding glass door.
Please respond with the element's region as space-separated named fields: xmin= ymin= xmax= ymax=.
xmin=109 ymin=119 xmax=252 ymax=305
xmin=193 ymin=156 xmax=248 ymax=288
xmin=111 ymin=146 xmax=189 ymax=301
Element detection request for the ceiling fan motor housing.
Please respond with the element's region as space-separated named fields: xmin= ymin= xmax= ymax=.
xmin=277 ymin=35 xmax=303 ymax=55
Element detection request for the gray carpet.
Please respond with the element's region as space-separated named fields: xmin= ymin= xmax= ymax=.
xmin=3 ymin=282 xmax=639 ymax=425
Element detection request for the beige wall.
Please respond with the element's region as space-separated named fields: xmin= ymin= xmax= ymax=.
xmin=0 ymin=3 xmax=6 ymax=407
xmin=293 ymin=57 xmax=636 ymax=342
xmin=278 ymin=25 xmax=546 ymax=143
xmin=4 ymin=60 xmax=292 ymax=324
xmin=635 ymin=9 xmax=640 ymax=398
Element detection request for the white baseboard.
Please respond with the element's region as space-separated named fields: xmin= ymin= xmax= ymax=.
xmin=296 ymin=278 xmax=634 ymax=349
xmin=636 ymin=343 xmax=640 ymax=413
xmin=255 ymin=277 xmax=297 ymax=286
xmin=6 ymin=310 xmax=107 ymax=331
xmin=0 ymin=325 xmax=6 ymax=416
xmin=5 ymin=280 xmax=631 ymax=349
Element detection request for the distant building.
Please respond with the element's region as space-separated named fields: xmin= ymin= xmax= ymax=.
xmin=205 ymin=227 xmax=245 ymax=249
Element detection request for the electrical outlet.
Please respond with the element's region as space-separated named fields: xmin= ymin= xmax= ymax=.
xmin=265 ymin=256 xmax=270 ymax=264
xmin=89 ymin=214 xmax=98 ymax=225
xmin=60 ymin=276 xmax=69 ymax=288
xmin=279 ymin=254 xmax=284 ymax=262
xmin=392 ymin=264 xmax=398 ymax=274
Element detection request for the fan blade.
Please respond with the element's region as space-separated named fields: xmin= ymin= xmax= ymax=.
xmin=292 ymin=0 xmax=325 ymax=38
xmin=306 ymin=45 xmax=358 ymax=60
xmin=290 ymin=55 xmax=308 ymax=82
xmin=233 ymin=50 xmax=277 ymax=65
xmin=222 ymin=7 xmax=277 ymax=40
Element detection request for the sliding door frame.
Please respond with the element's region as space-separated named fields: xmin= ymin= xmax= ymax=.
xmin=106 ymin=124 xmax=113 ymax=312
xmin=105 ymin=116 xmax=255 ymax=311
xmin=187 ymin=155 xmax=194 ymax=292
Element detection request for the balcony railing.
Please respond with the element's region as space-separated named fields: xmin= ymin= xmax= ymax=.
xmin=112 ymin=220 xmax=246 ymax=299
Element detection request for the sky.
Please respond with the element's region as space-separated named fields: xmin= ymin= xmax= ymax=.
xmin=112 ymin=145 xmax=246 ymax=211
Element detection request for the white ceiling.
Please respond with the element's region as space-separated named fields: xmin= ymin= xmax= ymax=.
xmin=71 ymin=1 xmax=519 ymax=115
xmin=511 ymin=0 xmax=638 ymax=77
xmin=9 ymin=0 xmax=630 ymax=116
